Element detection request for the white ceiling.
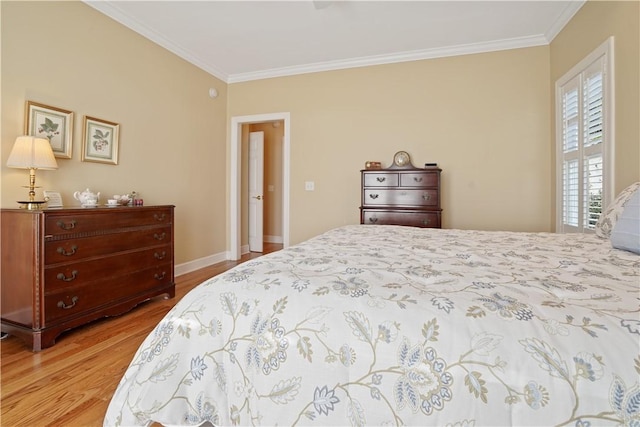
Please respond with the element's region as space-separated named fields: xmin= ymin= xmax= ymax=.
xmin=84 ymin=0 xmax=585 ymax=83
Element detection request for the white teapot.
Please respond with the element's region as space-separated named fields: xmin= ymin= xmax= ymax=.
xmin=74 ymin=188 xmax=100 ymax=206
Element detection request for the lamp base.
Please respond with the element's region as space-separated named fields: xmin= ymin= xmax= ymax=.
xmin=17 ymin=200 xmax=47 ymax=210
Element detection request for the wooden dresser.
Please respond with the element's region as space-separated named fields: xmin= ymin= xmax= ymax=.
xmin=360 ymin=167 xmax=442 ymax=228
xmin=1 ymin=205 xmax=175 ymax=351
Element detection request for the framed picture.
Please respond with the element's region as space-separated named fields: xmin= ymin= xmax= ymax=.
xmin=82 ymin=116 xmax=120 ymax=165
xmin=24 ymin=101 xmax=74 ymax=159
xmin=43 ymin=191 xmax=63 ymax=208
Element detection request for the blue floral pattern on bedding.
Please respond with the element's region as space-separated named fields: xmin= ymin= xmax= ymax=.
xmin=104 ymin=225 xmax=640 ymax=427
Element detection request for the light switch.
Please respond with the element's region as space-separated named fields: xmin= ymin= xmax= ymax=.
xmin=305 ymin=181 xmax=315 ymax=191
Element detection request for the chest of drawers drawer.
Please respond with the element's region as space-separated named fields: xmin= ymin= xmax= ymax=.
xmin=44 ymin=245 xmax=172 ymax=291
xmin=363 ymin=189 xmax=439 ymax=207
xmin=45 ymin=207 xmax=172 ymax=237
xmin=363 ymin=173 xmax=399 ymax=187
xmin=44 ymin=226 xmax=171 ymax=264
xmin=399 ymin=172 xmax=439 ymax=187
xmin=362 ymin=209 xmax=441 ymax=228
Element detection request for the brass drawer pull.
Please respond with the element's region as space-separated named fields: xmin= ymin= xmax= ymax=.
xmin=57 ymin=270 xmax=78 ymax=282
xmin=369 ymin=194 xmax=379 ymax=200
xmin=422 ymin=193 xmax=431 ymax=201
xmin=368 ymin=216 xmax=378 ymax=224
xmin=414 ymin=176 xmax=423 ymax=183
xmin=154 ymin=251 xmax=166 ymax=260
xmin=376 ymin=177 xmax=386 ymax=183
xmin=422 ymin=218 xmax=431 ymax=225
xmin=57 ymin=245 xmax=78 ymax=256
xmin=154 ymin=271 xmax=166 ymax=280
xmin=154 ymin=232 xmax=166 ymax=241
xmin=57 ymin=296 xmax=78 ymax=310
xmin=154 ymin=213 xmax=166 ymax=221
xmin=57 ymin=220 xmax=76 ymax=230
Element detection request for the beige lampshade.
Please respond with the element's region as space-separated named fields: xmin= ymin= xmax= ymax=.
xmin=7 ymin=136 xmax=58 ymax=170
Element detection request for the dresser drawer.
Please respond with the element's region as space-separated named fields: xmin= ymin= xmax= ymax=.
xmin=45 ymin=208 xmax=173 ymax=237
xmin=399 ymin=172 xmax=439 ymax=187
xmin=44 ymin=245 xmax=172 ymax=292
xmin=45 ymin=226 xmax=172 ymax=264
xmin=362 ymin=209 xmax=441 ymax=228
xmin=43 ymin=263 xmax=172 ymax=324
xmin=363 ymin=189 xmax=439 ymax=207
xmin=363 ymin=173 xmax=399 ymax=187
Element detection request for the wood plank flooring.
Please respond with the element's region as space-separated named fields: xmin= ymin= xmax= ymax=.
xmin=1 ymin=244 xmax=281 ymax=427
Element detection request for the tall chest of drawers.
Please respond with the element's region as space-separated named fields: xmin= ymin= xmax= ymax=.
xmin=360 ymin=167 xmax=442 ymax=228
xmin=1 ymin=205 xmax=175 ymax=351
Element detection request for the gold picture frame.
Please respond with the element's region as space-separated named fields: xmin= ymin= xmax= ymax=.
xmin=82 ymin=116 xmax=120 ymax=165
xmin=25 ymin=101 xmax=74 ymax=159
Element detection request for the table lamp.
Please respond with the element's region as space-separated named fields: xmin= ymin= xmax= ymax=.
xmin=6 ymin=136 xmax=58 ymax=209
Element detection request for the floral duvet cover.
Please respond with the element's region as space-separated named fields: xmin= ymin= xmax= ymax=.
xmin=104 ymin=225 xmax=640 ymax=427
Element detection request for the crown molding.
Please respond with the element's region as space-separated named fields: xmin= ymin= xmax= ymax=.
xmin=227 ymin=35 xmax=549 ymax=83
xmin=545 ymin=0 xmax=586 ymax=42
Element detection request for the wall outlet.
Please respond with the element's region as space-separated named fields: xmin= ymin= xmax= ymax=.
xmin=305 ymin=181 xmax=315 ymax=191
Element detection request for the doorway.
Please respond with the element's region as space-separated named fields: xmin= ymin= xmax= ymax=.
xmin=230 ymin=113 xmax=291 ymax=260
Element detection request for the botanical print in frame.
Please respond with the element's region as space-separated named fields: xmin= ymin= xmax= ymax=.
xmin=82 ymin=116 xmax=120 ymax=165
xmin=24 ymin=101 xmax=74 ymax=159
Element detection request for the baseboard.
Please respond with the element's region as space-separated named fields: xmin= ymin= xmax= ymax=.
xmin=176 ymin=237 xmax=282 ymax=277
xmin=264 ymin=235 xmax=283 ymax=244
xmin=175 ymin=252 xmax=227 ymax=277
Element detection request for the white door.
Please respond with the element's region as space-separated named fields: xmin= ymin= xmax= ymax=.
xmin=248 ymin=131 xmax=264 ymax=252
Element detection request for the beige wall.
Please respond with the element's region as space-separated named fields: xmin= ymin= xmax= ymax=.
xmin=229 ymin=46 xmax=552 ymax=243
xmin=550 ymin=0 xmax=640 ymax=212
xmin=1 ymin=1 xmax=228 ymax=265
xmin=3 ymin=1 xmax=637 ymax=265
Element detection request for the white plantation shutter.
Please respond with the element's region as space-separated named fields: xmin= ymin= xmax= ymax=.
xmin=556 ymin=38 xmax=613 ymax=233
xmin=584 ymin=154 xmax=603 ymax=228
xmin=563 ymin=159 xmax=579 ymax=227
xmin=561 ymin=79 xmax=580 ymax=228
xmin=581 ymin=62 xmax=604 ymax=230
xmin=585 ymin=71 xmax=603 ymax=147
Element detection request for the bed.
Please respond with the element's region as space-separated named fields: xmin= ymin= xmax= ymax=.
xmin=104 ymin=188 xmax=639 ymax=427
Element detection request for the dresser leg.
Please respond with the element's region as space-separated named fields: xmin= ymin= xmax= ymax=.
xmin=0 ymin=322 xmax=46 ymax=351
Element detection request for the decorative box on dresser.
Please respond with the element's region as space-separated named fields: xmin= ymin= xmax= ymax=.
xmin=360 ymin=165 xmax=442 ymax=228
xmin=1 ymin=205 xmax=175 ymax=351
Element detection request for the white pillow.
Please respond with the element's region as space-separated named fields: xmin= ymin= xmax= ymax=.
xmin=610 ymin=188 xmax=640 ymax=254
xmin=595 ymin=182 xmax=640 ymax=239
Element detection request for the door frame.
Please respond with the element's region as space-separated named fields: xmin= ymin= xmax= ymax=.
xmin=230 ymin=112 xmax=290 ymax=260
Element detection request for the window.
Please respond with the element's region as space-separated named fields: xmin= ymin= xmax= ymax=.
xmin=556 ymin=37 xmax=614 ymax=233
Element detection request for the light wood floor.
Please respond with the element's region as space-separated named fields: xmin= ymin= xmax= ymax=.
xmin=1 ymin=243 xmax=282 ymax=427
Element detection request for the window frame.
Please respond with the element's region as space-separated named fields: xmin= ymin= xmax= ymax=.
xmin=555 ymin=37 xmax=615 ymax=233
